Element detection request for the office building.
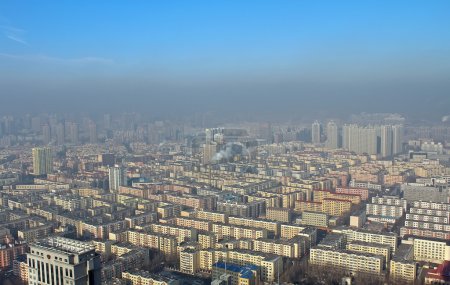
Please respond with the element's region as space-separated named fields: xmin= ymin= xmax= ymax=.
xmin=32 ymin=147 xmax=53 ymax=175
xmin=27 ymin=237 xmax=101 ymax=285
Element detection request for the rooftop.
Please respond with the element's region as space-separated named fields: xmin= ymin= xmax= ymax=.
xmin=32 ymin=237 xmax=94 ymax=255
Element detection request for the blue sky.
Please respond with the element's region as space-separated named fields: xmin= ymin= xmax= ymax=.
xmin=1 ymin=1 xmax=450 ymax=117
xmin=1 ymin=1 xmax=449 ymax=77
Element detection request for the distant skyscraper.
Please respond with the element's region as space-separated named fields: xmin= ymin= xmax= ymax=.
xmin=312 ymin=121 xmax=321 ymax=144
xmin=66 ymin=122 xmax=79 ymax=145
xmin=326 ymin=121 xmax=339 ymax=149
xmin=55 ymin=123 xmax=65 ymax=145
xmin=109 ymin=165 xmax=126 ymax=192
xmin=203 ymin=142 xmax=218 ymax=164
xmin=381 ymin=125 xmax=393 ymax=158
xmin=32 ymin=147 xmax=53 ymax=175
xmin=343 ymin=124 xmax=378 ymax=155
xmin=392 ymin=125 xmax=404 ymax=155
xmin=103 ymin=114 xmax=111 ymax=130
xmin=27 ymin=237 xmax=101 ymax=285
xmin=31 ymin=116 xmax=41 ymax=133
xmin=89 ymin=122 xmax=97 ymax=144
xmin=42 ymin=124 xmax=51 ymax=145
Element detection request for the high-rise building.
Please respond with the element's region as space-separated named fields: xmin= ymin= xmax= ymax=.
xmin=42 ymin=124 xmax=51 ymax=145
xmin=392 ymin=125 xmax=403 ymax=155
xmin=103 ymin=114 xmax=111 ymax=130
xmin=88 ymin=122 xmax=97 ymax=144
xmin=27 ymin=237 xmax=101 ymax=285
xmin=325 ymin=121 xmax=338 ymax=149
xmin=342 ymin=124 xmax=378 ymax=155
xmin=312 ymin=121 xmax=321 ymax=144
xmin=109 ymin=165 xmax=126 ymax=192
xmin=55 ymin=123 xmax=65 ymax=145
xmin=32 ymin=147 xmax=53 ymax=175
xmin=381 ymin=125 xmax=393 ymax=158
xmin=203 ymin=143 xmax=218 ymax=164
xmin=66 ymin=122 xmax=79 ymax=145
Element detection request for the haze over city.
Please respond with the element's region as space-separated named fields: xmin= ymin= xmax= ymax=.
xmin=2 ymin=2 xmax=450 ymax=285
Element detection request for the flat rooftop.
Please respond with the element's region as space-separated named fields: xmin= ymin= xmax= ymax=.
xmin=32 ymin=237 xmax=94 ymax=255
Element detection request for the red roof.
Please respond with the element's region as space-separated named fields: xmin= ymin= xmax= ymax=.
xmin=426 ymin=261 xmax=450 ymax=281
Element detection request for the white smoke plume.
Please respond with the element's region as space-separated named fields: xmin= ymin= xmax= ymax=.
xmin=442 ymin=115 xmax=450 ymax=122
xmin=212 ymin=142 xmax=251 ymax=162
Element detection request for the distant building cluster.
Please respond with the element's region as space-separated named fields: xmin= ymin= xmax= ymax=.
xmin=0 ymin=112 xmax=450 ymax=284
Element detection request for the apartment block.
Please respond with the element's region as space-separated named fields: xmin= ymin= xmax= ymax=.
xmin=150 ymin=223 xmax=197 ymax=243
xmin=265 ymin=207 xmax=292 ymax=223
xmin=124 ymin=230 xmax=178 ymax=256
xmin=336 ymin=187 xmax=369 ymax=201
xmin=336 ymin=228 xmax=398 ymax=254
xmin=228 ymin=217 xmax=280 ymax=236
xmin=211 ymin=224 xmax=267 ymax=240
xmin=195 ymin=210 xmax=228 ymax=224
xmin=174 ymin=217 xmax=212 ymax=232
xmin=366 ymin=204 xmax=404 ymax=218
xmin=413 ymin=237 xmax=450 ymax=263
xmin=280 ymin=224 xmax=305 ymax=239
xmin=301 ymin=211 xmax=328 ymax=228
xmin=322 ymin=198 xmax=352 ymax=216
xmin=347 ymin=241 xmax=391 ymax=266
xmin=310 ymin=247 xmax=384 ymax=275
xmin=252 ymin=236 xmax=305 ymax=258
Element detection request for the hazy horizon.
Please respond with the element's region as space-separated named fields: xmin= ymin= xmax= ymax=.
xmin=1 ymin=1 xmax=450 ymax=120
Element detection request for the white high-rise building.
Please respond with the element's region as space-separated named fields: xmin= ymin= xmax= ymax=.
xmin=27 ymin=237 xmax=101 ymax=285
xmin=312 ymin=121 xmax=321 ymax=144
xmin=109 ymin=165 xmax=126 ymax=192
xmin=326 ymin=121 xmax=339 ymax=149
xmin=342 ymin=125 xmax=378 ymax=155
xmin=32 ymin=147 xmax=53 ymax=175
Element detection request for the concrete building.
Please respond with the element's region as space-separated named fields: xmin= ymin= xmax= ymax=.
xmin=413 ymin=237 xmax=450 ymax=263
xmin=180 ymin=249 xmax=200 ymax=274
xmin=335 ymin=228 xmax=398 ymax=254
xmin=366 ymin=204 xmax=404 ymax=219
xmin=27 ymin=237 xmax=101 ymax=285
xmin=342 ymin=124 xmax=378 ymax=155
xmin=32 ymin=147 xmax=53 ymax=175
xmin=347 ymin=241 xmax=391 ymax=267
xmin=265 ymin=207 xmax=292 ymax=223
xmin=350 ymin=211 xmax=366 ymax=228
xmin=212 ymin=262 xmax=260 ymax=285
xmin=325 ymin=120 xmax=339 ymax=149
xmin=380 ymin=125 xmax=393 ymax=158
xmin=122 ymin=271 xmax=178 ymax=285
xmin=301 ymin=211 xmax=328 ymax=228
xmin=402 ymin=184 xmax=450 ymax=203
xmin=109 ymin=165 xmax=126 ymax=193
xmin=312 ymin=121 xmax=321 ymax=145
xmin=310 ymin=247 xmax=384 ymax=275
xmin=389 ymin=243 xmax=416 ymax=284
